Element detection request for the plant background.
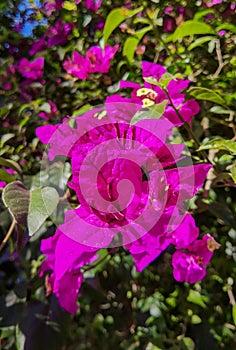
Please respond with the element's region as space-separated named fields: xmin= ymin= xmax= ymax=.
xmin=0 ymin=0 xmax=236 ymax=349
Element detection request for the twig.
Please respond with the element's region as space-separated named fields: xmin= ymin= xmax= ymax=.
xmin=211 ymin=39 xmax=227 ymax=79
xmin=0 ymin=219 xmax=17 ymax=252
xmin=164 ymin=89 xmax=212 ymax=164
xmin=228 ymin=288 xmax=236 ymax=306
xmin=82 ymin=249 xmax=115 ymax=272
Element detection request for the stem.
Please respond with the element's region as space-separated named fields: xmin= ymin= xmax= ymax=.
xmin=0 ymin=219 xmax=17 ymax=252
xmin=82 ymin=248 xmax=116 ymax=272
xmin=164 ymin=88 xmax=211 ymax=163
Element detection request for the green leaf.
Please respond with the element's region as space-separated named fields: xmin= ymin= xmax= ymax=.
xmin=130 ymin=100 xmax=167 ymax=125
xmin=2 ymin=181 xmax=29 ymax=226
xmin=103 ymin=6 xmax=143 ymax=44
xmin=63 ymin=1 xmax=77 ymax=11
xmin=187 ymin=290 xmax=207 ymax=308
xmin=232 ymin=305 xmax=236 ymax=326
xmin=144 ymin=72 xmax=174 ymax=88
xmin=123 ymin=26 xmax=152 ymax=64
xmin=188 ymin=87 xmax=226 ymax=106
xmin=210 ymin=106 xmax=232 ymax=114
xmin=181 ymin=337 xmax=195 ymax=350
xmin=230 ymin=161 xmax=236 ymax=183
xmin=165 ymin=20 xmax=214 ymax=43
xmin=217 ymin=23 xmax=236 ymax=34
xmin=208 ymin=202 xmax=236 ymax=227
xmin=39 ymin=102 xmax=51 ymax=113
xmin=191 ymin=314 xmax=202 ymax=325
xmin=72 ymin=104 xmax=92 ymax=117
xmin=188 ymin=36 xmax=215 ymax=51
xmin=2 ymin=181 xmax=59 ymax=236
xmin=193 ymin=9 xmax=214 ymax=20
xmin=198 ymin=138 xmax=236 ymax=155
xmin=0 ymin=157 xmax=22 ymax=176
xmin=27 ymin=187 xmax=59 ymax=236
xmin=0 ymin=169 xmax=15 ymax=184
xmin=143 ymin=76 xmax=161 ymax=86
xmin=146 ymin=343 xmax=162 ymax=350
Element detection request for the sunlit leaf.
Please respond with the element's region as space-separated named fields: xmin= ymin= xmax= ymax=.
xmin=233 ymin=305 xmax=236 ymax=326
xmin=187 ymin=290 xmax=207 ymax=308
xmin=198 ymin=138 xmax=236 ymax=155
xmin=165 ymin=20 xmax=214 ymax=43
xmin=103 ymin=6 xmax=143 ymax=44
xmin=123 ymin=26 xmax=152 ymax=64
xmin=130 ymin=100 xmax=167 ymax=125
xmin=217 ymin=23 xmax=236 ymax=34
xmin=188 ymin=87 xmax=226 ymax=106
xmin=188 ymin=36 xmax=215 ymax=51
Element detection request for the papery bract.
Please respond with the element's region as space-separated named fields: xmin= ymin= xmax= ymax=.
xmin=172 ymin=234 xmax=220 ymax=284
xmin=40 ymin=229 xmax=98 ymax=314
xmin=63 ymin=45 xmax=118 ymax=79
xmin=117 ymin=61 xmax=200 ymax=126
xmin=85 ymin=0 xmax=102 ymax=12
xmin=16 ymin=57 xmax=44 ymax=80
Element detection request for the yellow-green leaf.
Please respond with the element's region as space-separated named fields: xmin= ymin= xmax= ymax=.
xmin=123 ymin=26 xmax=152 ymax=64
xmin=188 ymin=87 xmax=226 ymax=106
xmin=165 ymin=20 xmax=214 ymax=43
xmin=103 ymin=6 xmax=143 ymax=44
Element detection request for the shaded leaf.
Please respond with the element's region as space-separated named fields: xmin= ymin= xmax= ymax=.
xmin=27 ymin=187 xmax=59 ymax=236
xmin=0 ymin=156 xmax=22 ymax=176
xmin=2 ymin=181 xmax=59 ymax=237
xmin=0 ymin=169 xmax=15 ymax=183
xmin=2 ymin=181 xmax=29 ymax=226
xmin=229 ymin=161 xmax=236 ymax=183
xmin=208 ymin=202 xmax=236 ymax=227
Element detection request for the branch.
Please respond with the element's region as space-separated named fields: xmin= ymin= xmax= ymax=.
xmin=0 ymin=219 xmax=17 ymax=252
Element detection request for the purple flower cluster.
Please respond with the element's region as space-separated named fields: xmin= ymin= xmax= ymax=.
xmin=30 ymin=20 xmax=74 ymax=56
xmin=16 ymin=57 xmax=44 ymax=80
xmin=38 ymin=62 xmax=219 ymax=314
xmin=63 ymin=45 xmax=119 ymax=79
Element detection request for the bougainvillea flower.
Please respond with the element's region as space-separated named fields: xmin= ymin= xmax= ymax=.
xmin=40 ymin=229 xmax=98 ymax=313
xmin=30 ymin=20 xmax=74 ymax=55
xmin=63 ymin=45 xmax=118 ymax=79
xmin=85 ymin=0 xmax=102 ymax=12
xmin=63 ymin=51 xmax=91 ymax=79
xmin=172 ymin=234 xmax=220 ymax=283
xmin=37 ymin=62 xmax=218 ymax=312
xmin=16 ymin=57 xmax=44 ymax=80
xmin=47 ymin=20 xmax=74 ymax=48
xmin=116 ymin=61 xmax=200 ymax=126
xmin=37 ymin=99 xmax=213 ymax=260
